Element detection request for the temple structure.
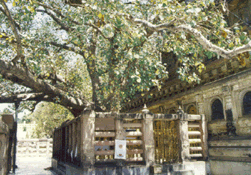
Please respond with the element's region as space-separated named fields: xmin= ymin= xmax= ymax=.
xmin=121 ymin=0 xmax=251 ymax=174
xmin=50 ymin=1 xmax=251 ymax=174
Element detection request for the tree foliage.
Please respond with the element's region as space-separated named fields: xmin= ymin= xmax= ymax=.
xmin=28 ymin=102 xmax=74 ymax=138
xmin=1 ymin=107 xmax=12 ymax=114
xmin=0 ymin=0 xmax=251 ymax=116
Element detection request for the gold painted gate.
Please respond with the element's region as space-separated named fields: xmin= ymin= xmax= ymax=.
xmin=153 ymin=120 xmax=180 ymax=164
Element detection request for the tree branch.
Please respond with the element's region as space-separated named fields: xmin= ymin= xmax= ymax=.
xmin=132 ymin=18 xmax=251 ymax=59
xmin=37 ymin=5 xmax=113 ymax=41
xmin=0 ymin=7 xmax=20 ymax=30
xmin=0 ymin=0 xmax=24 ymax=63
xmin=0 ymin=60 xmax=92 ymax=116
xmin=36 ymin=9 xmax=73 ymax=32
xmin=50 ymin=41 xmax=84 ymax=55
xmin=0 ymin=92 xmax=50 ymax=103
xmin=37 ymin=2 xmax=80 ymax=25
xmin=85 ymin=23 xmax=112 ymax=40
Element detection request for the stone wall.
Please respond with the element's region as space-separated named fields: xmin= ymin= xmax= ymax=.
xmin=236 ymin=117 xmax=251 ymax=136
xmin=52 ymin=110 xmax=208 ymax=175
xmin=124 ymin=63 xmax=251 ymax=175
xmin=209 ymin=137 xmax=251 ymax=174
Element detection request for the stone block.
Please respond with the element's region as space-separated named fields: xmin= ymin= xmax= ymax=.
xmin=209 ymin=148 xmax=251 ymax=158
xmin=209 ymin=139 xmax=251 ymax=147
xmin=209 ymin=160 xmax=251 ymax=175
xmin=208 ymin=121 xmax=227 ymax=135
xmin=212 ymin=69 xmax=218 ymax=76
xmin=1 ymin=114 xmax=14 ymax=130
xmin=150 ymin=164 xmax=162 ymax=174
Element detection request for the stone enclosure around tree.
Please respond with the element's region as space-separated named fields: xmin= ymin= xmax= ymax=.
xmin=52 ymin=108 xmax=207 ymax=175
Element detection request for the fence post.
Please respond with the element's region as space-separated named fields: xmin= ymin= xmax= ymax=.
xmin=177 ymin=107 xmax=190 ymax=162
xmin=81 ymin=110 xmax=95 ymax=167
xmin=46 ymin=139 xmax=50 ymax=157
xmin=115 ymin=114 xmax=123 ymax=140
xmin=142 ymin=105 xmax=155 ymax=167
xmin=36 ymin=140 xmax=40 ymax=157
xmin=115 ymin=113 xmax=125 ymax=171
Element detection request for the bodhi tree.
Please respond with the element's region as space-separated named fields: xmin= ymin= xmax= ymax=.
xmin=28 ymin=102 xmax=74 ymax=138
xmin=0 ymin=0 xmax=251 ymax=117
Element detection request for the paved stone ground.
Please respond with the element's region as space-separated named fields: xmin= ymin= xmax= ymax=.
xmin=9 ymin=157 xmax=58 ymax=175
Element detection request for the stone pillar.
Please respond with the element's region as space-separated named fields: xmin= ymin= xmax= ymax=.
xmin=72 ymin=122 xmax=76 ymax=162
xmin=197 ymin=102 xmax=204 ymax=115
xmin=46 ymin=139 xmax=50 ymax=156
xmin=115 ymin=114 xmax=124 ymax=140
xmin=0 ymin=118 xmax=9 ymax=175
xmin=36 ymin=140 xmax=39 ymax=157
xmin=196 ymin=94 xmax=205 ymax=115
xmin=225 ymin=95 xmax=233 ymax=111
xmin=142 ymin=105 xmax=155 ymax=167
xmin=177 ymin=108 xmax=190 ymax=162
xmin=115 ymin=113 xmax=126 ymax=170
xmin=80 ymin=110 xmax=95 ymax=167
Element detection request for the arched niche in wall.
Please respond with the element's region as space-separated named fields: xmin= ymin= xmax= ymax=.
xmin=168 ymin=107 xmax=177 ymax=114
xmin=159 ymin=106 xmax=164 ymax=113
xmin=211 ymin=99 xmax=224 ymax=120
xmin=187 ymin=105 xmax=197 ymax=114
xmin=243 ymin=91 xmax=251 ymax=115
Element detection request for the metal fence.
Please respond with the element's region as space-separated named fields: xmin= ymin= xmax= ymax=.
xmin=154 ymin=120 xmax=180 ymax=164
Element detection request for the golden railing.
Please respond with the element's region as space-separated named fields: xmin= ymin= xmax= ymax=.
xmin=154 ymin=120 xmax=180 ymax=164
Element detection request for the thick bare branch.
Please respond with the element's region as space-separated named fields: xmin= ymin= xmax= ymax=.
xmin=50 ymin=41 xmax=84 ymax=55
xmin=38 ymin=73 xmax=66 ymax=85
xmin=0 ymin=59 xmax=91 ymax=116
xmin=0 ymin=92 xmax=50 ymax=103
xmin=0 ymin=0 xmax=24 ymax=62
xmin=132 ymin=18 xmax=251 ymax=59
